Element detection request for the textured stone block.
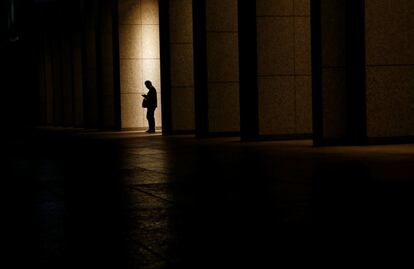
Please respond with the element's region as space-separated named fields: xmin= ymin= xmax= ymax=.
xmin=295 ymin=17 xmax=311 ymax=75
xmin=142 ymin=24 xmax=160 ymax=59
xmin=367 ymin=66 xmax=414 ymax=137
xmin=256 ymin=0 xmax=293 ymax=16
xmin=206 ymin=0 xmax=238 ymax=32
xmin=257 ymin=17 xmax=294 ymax=75
xmin=207 ymin=32 xmax=239 ymax=82
xmin=258 ymin=76 xmax=295 ymax=135
xmin=208 ymin=82 xmax=240 ymax=132
xmin=119 ymin=0 xmax=142 ymax=25
xmin=365 ymin=0 xmax=414 ymax=65
xmin=170 ymin=43 xmax=194 ymax=87
xmin=120 ymin=59 xmax=143 ymax=93
xmin=169 ymin=0 xmax=193 ymax=43
xmin=141 ymin=0 xmax=159 ymax=25
xmin=121 ymin=93 xmax=146 ymax=128
xmin=171 ymin=87 xmax=195 ymax=130
xmin=154 ymin=96 xmax=162 ymax=128
xmin=142 ymin=59 xmax=161 ymax=92
xmin=119 ymin=25 xmax=142 ymax=59
xmin=294 ymin=0 xmax=310 ymax=16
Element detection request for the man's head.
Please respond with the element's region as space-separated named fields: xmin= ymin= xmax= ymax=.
xmin=145 ymin=80 xmax=152 ymax=89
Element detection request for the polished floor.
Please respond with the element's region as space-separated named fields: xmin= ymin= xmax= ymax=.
xmin=4 ymin=129 xmax=414 ymax=268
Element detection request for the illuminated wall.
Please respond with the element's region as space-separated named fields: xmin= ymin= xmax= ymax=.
xmin=257 ymin=0 xmax=312 ymax=136
xmin=169 ymin=0 xmax=195 ymax=131
xmin=365 ymin=0 xmax=414 ymax=137
xmin=119 ymin=0 xmax=161 ymax=130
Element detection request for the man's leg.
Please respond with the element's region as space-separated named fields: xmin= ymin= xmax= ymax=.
xmin=147 ymin=109 xmax=155 ymax=132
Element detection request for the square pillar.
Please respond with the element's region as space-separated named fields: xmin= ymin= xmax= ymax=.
xmin=238 ymin=0 xmax=313 ymax=141
xmin=311 ymin=0 xmax=366 ymax=145
xmin=193 ymin=0 xmax=240 ymax=137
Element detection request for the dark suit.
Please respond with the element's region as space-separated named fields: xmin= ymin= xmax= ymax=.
xmin=145 ymin=86 xmax=157 ymax=131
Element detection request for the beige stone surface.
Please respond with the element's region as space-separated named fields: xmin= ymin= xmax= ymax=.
xmin=121 ymin=93 xmax=146 ymax=128
xmin=207 ymin=32 xmax=239 ymax=82
xmin=208 ymin=82 xmax=240 ymax=132
xmin=258 ymin=76 xmax=295 ymax=135
xmin=169 ymin=0 xmax=193 ymax=43
xmin=118 ymin=0 xmax=161 ymax=129
xmin=206 ymin=0 xmax=238 ymax=32
xmin=120 ymin=59 xmax=143 ymax=93
xmin=367 ymin=66 xmax=414 ymax=137
xmin=119 ymin=0 xmax=142 ymax=25
xmin=142 ymin=25 xmax=160 ymax=59
xmin=256 ymin=0 xmax=293 ymax=16
xmin=119 ymin=25 xmax=142 ymax=59
xmin=365 ymin=0 xmax=414 ymax=65
xmin=294 ymin=0 xmax=310 ymax=16
xmin=170 ymin=43 xmax=194 ymax=87
xmin=295 ymin=76 xmax=312 ymax=134
xmin=294 ymin=17 xmax=311 ymax=75
xmin=142 ymin=59 xmax=161 ymax=92
xmin=171 ymin=87 xmax=195 ymax=130
xmin=257 ymin=17 xmax=294 ymax=76
xmin=141 ymin=0 xmax=159 ymax=25
xmin=154 ymin=96 xmax=162 ymax=128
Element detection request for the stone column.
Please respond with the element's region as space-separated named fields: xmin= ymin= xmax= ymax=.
xmin=205 ymin=0 xmax=240 ymax=135
xmin=167 ymin=0 xmax=195 ymax=134
xmin=239 ymin=0 xmax=312 ymax=140
xmin=256 ymin=0 xmax=312 ymax=138
xmin=193 ymin=0 xmax=240 ymax=137
xmin=311 ymin=0 xmax=366 ymax=145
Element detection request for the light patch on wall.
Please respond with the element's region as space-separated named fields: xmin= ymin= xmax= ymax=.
xmin=119 ymin=0 xmax=161 ymax=130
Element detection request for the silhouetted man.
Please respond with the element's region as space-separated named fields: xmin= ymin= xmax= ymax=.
xmin=142 ymin=80 xmax=157 ymax=133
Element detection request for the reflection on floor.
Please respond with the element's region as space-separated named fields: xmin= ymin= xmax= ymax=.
xmin=4 ymin=130 xmax=414 ymax=268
